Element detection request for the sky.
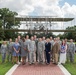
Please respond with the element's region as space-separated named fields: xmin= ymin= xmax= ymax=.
xmin=0 ymin=0 xmax=76 ymax=35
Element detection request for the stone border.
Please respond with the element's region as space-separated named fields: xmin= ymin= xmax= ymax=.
xmin=58 ymin=64 xmax=71 ymax=75
xmin=5 ymin=64 xmax=19 ymax=75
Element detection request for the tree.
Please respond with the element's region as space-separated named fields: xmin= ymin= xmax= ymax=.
xmin=0 ymin=8 xmax=20 ymax=40
xmin=63 ymin=26 xmax=76 ymax=41
xmin=57 ymin=34 xmax=64 ymax=39
xmin=0 ymin=18 xmax=5 ymax=40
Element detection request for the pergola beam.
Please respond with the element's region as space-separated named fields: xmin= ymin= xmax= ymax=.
xmin=5 ymin=17 xmax=74 ymax=22
xmin=2 ymin=29 xmax=75 ymax=32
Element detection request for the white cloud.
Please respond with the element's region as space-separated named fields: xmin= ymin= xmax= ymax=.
xmin=0 ymin=0 xmax=76 ymax=35
xmin=0 ymin=0 xmax=76 ymax=17
xmin=62 ymin=2 xmax=76 ymax=17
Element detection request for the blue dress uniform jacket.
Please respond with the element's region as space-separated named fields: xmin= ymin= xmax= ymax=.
xmin=45 ymin=42 xmax=51 ymax=64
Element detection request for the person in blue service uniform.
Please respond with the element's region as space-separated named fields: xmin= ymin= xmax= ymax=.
xmin=45 ymin=38 xmax=51 ymax=64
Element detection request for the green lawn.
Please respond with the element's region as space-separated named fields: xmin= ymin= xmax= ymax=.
xmin=0 ymin=55 xmax=14 ymax=75
xmin=64 ymin=54 xmax=76 ymax=75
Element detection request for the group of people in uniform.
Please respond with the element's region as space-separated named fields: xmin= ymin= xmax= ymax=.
xmin=0 ymin=35 xmax=75 ymax=65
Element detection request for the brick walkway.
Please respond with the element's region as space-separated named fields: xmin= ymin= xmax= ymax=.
xmin=12 ymin=63 xmax=65 ymax=75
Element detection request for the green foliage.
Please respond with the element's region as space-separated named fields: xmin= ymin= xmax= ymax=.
xmin=64 ymin=54 xmax=76 ymax=75
xmin=4 ymin=31 xmax=19 ymax=40
xmin=0 ymin=17 xmax=5 ymax=40
xmin=0 ymin=55 xmax=13 ymax=75
xmin=0 ymin=8 xmax=20 ymax=40
xmin=0 ymin=20 xmax=2 ymax=28
xmin=57 ymin=26 xmax=76 ymax=41
xmin=0 ymin=28 xmax=5 ymax=40
xmin=23 ymin=32 xmax=55 ymax=38
xmin=57 ymin=34 xmax=64 ymax=39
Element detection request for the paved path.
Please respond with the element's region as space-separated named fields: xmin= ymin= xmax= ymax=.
xmin=12 ymin=63 xmax=65 ymax=75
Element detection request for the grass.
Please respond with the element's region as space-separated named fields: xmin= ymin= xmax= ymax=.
xmin=0 ymin=55 xmax=14 ymax=75
xmin=63 ymin=53 xmax=76 ymax=75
